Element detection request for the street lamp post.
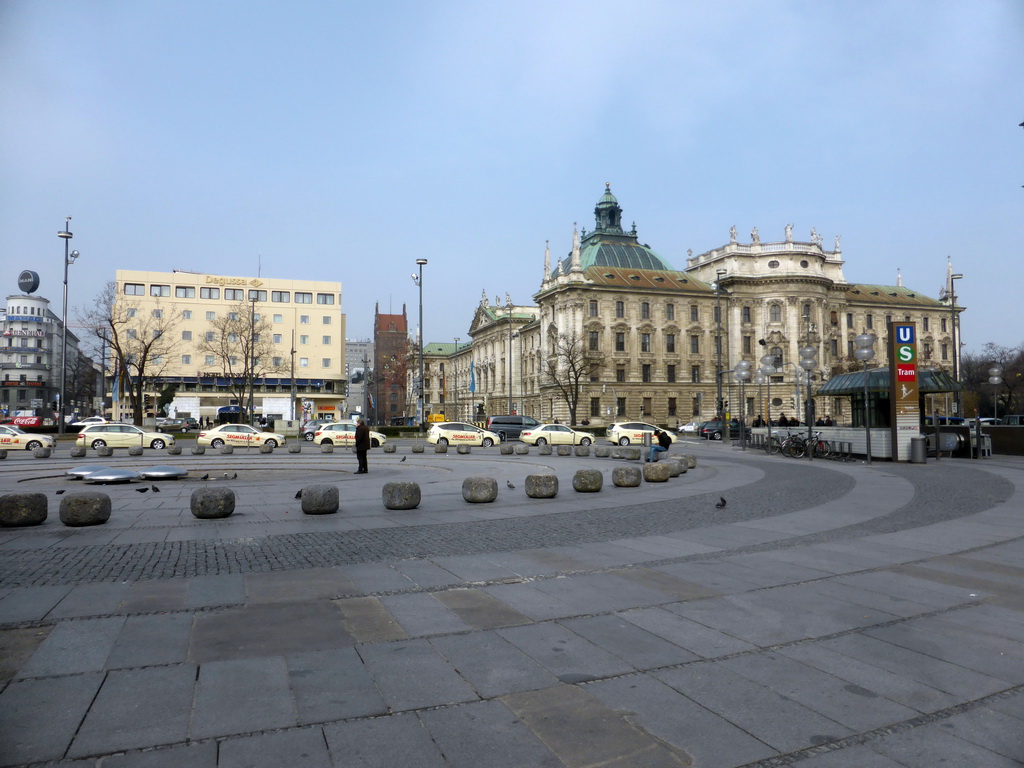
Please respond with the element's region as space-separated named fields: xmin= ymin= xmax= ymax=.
xmin=505 ymin=298 xmax=514 ymax=415
xmin=989 ymin=365 xmax=1004 ymax=420
xmin=248 ymin=294 xmax=257 ymax=426
xmin=758 ymin=343 xmax=776 ymax=448
xmin=453 ymin=337 xmax=460 ymax=421
xmin=57 ymin=217 xmax=79 ymax=435
xmin=412 ymin=259 xmax=428 ymax=433
xmin=949 ymin=272 xmax=963 ymax=416
xmin=733 ymin=360 xmax=752 ymax=450
xmin=714 ymin=269 xmax=727 ymax=420
xmin=853 ymin=331 xmax=876 ymax=465
xmin=798 ymin=344 xmax=818 ymax=460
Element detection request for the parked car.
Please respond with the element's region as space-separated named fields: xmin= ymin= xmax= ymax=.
xmin=75 ymin=423 xmax=174 ymax=450
xmin=427 ymin=422 xmax=499 ymax=447
xmin=519 ymin=424 xmax=593 ymax=446
xmin=301 ymin=419 xmax=335 ymax=441
xmin=155 ymin=418 xmax=191 ymax=433
xmin=0 ymin=424 xmax=55 ymax=451
xmin=678 ymin=421 xmax=702 ymax=434
xmin=312 ymin=422 xmax=386 ymax=448
xmin=70 ymin=416 xmax=107 ymax=428
xmin=1004 ymin=415 xmax=1023 ymax=426
xmin=197 ymin=424 xmax=286 ymax=448
xmin=607 ymin=422 xmax=677 ymax=446
xmin=699 ymin=419 xmax=751 ymax=441
xmin=183 ymin=418 xmax=201 ymax=430
xmin=485 ymin=415 xmax=541 ymax=442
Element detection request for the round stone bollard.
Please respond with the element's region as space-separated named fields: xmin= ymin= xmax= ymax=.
xmin=611 ymin=448 xmax=623 ymax=459
xmin=462 ymin=476 xmax=498 ymax=503
xmin=456 ymin=445 xmax=471 ymax=454
xmin=300 ymin=485 xmax=338 ymax=515
xmin=685 ymin=454 xmax=697 ymax=469
xmin=383 ymin=444 xmax=397 ymax=453
xmin=514 ymin=444 xmax=530 ymax=455
xmin=572 ymin=469 xmax=603 ymax=493
xmin=612 ymin=466 xmax=642 ymax=487
xmin=0 ymin=493 xmax=47 ymax=527
xmin=664 ymin=459 xmax=682 ymax=477
xmin=32 ymin=447 xmax=52 ymax=459
xmin=623 ymin=447 xmax=642 ymax=461
xmin=320 ymin=442 xmax=334 ymax=454
xmin=538 ymin=444 xmax=552 ymax=456
xmin=191 ymin=487 xmax=235 ymax=519
xmin=499 ymin=444 xmax=514 ymax=455
xmin=288 ymin=443 xmax=302 ymax=454
xmin=411 ymin=443 xmax=425 ymax=454
xmin=434 ymin=443 xmax=448 ymax=453
xmin=525 ymin=473 xmax=558 ymax=499
xmin=574 ymin=445 xmax=591 ymax=457
xmin=0 ymin=449 xmax=6 ymax=460
xmin=259 ymin=443 xmax=274 ymax=455
xmin=70 ymin=446 xmax=87 ymax=458
xmin=59 ymin=492 xmax=112 ymax=527
xmin=383 ymin=481 xmax=420 ymax=510
xmin=595 ymin=446 xmax=611 ymax=458
xmin=127 ymin=446 xmax=144 ymax=457
xmin=191 ymin=445 xmax=206 ymax=455
xmin=167 ymin=445 xmax=182 ymax=455
xmin=97 ymin=446 xmax=114 ymax=458
xmin=556 ymin=445 xmax=572 ymax=456
xmin=643 ymin=462 xmax=672 ymax=483
xmin=219 ymin=444 xmax=234 ymax=455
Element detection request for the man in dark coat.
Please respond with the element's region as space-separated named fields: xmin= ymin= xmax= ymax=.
xmin=354 ymin=417 xmax=370 ymax=474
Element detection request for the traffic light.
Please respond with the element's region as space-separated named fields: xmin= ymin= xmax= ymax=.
xmin=144 ymin=395 xmax=152 ymax=411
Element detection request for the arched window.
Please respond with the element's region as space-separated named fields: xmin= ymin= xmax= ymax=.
xmin=769 ymin=304 xmax=782 ymax=323
xmin=770 ymin=346 xmax=783 ymax=368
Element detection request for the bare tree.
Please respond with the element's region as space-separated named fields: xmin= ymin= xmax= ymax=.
xmin=963 ymin=343 xmax=1024 ymax=417
xmin=194 ymin=301 xmax=286 ymax=419
xmin=543 ymin=330 xmax=603 ymax=425
xmin=77 ymin=282 xmax=181 ymax=425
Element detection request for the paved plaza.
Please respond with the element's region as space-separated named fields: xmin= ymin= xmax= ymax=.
xmin=1 ymin=438 xmax=1022 ymax=767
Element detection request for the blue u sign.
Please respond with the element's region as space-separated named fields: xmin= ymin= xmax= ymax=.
xmin=895 ymin=325 xmax=915 ymax=344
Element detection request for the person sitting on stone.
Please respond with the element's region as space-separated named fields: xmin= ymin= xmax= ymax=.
xmin=647 ymin=429 xmax=672 ymax=463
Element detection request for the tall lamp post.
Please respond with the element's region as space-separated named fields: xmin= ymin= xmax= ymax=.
xmin=733 ymin=360 xmax=752 ymax=449
xmin=853 ymin=331 xmax=876 ymax=465
xmin=758 ymin=343 xmax=776 ymax=447
xmin=989 ymin=365 xmax=1004 ymax=420
xmin=714 ymin=269 xmax=727 ymax=420
xmin=247 ymin=293 xmax=257 ymax=426
xmin=453 ymin=337 xmax=460 ymax=421
xmin=948 ymin=272 xmax=963 ymax=416
xmin=505 ymin=297 xmax=514 ymax=415
xmin=412 ymin=259 xmax=427 ymax=433
xmin=57 ymin=217 xmax=79 ymax=435
xmin=798 ymin=344 xmax=818 ymax=460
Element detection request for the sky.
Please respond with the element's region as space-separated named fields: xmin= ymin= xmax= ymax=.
xmin=2 ymin=0 xmax=1022 ymax=355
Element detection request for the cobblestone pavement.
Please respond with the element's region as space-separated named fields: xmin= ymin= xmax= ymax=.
xmin=0 ymin=441 xmax=1022 ymax=767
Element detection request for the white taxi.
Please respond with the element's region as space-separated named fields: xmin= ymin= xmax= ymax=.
xmin=519 ymin=424 xmax=593 ymax=446
xmin=0 ymin=424 xmax=55 ymax=451
xmin=76 ymin=423 xmax=174 ymax=450
xmin=426 ymin=422 xmax=499 ymax=448
xmin=607 ymin=421 xmax=677 ymax=447
xmin=197 ymin=423 xmax=287 ymax=448
xmin=313 ymin=422 xmax=387 ymax=448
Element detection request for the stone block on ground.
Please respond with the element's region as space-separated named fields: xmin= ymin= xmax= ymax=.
xmin=556 ymin=445 xmax=572 ymax=456
xmin=685 ymin=454 xmax=697 ymax=469
xmin=574 ymin=445 xmax=591 ymax=457
xmin=69 ymin=446 xmax=87 ymax=458
xmin=612 ymin=466 xmax=642 ymax=487
xmin=462 ymin=476 xmax=498 ymax=503
xmin=382 ymin=444 xmax=397 ymax=453
xmin=59 ymin=492 xmax=112 ymax=526
xmin=96 ymin=446 xmax=114 ymax=458
xmin=190 ymin=487 xmax=236 ymax=519
xmin=219 ymin=444 xmax=234 ymax=455
xmin=514 ymin=444 xmax=530 ymax=455
xmin=259 ymin=443 xmax=274 ymax=454
xmin=611 ymin=448 xmax=623 ymax=459
xmin=525 ymin=474 xmax=558 ymax=498
xmin=623 ymin=447 xmax=642 ymax=461
xmin=643 ymin=462 xmax=672 ymax=482
xmin=595 ymin=446 xmax=611 ymax=458
xmin=457 ymin=445 xmax=471 ymax=454
xmin=127 ymin=446 xmax=144 ymax=456
xmin=288 ymin=443 xmax=301 ymax=453
xmin=383 ymin=481 xmax=420 ymax=510
xmin=664 ymin=459 xmax=682 ymax=477
xmin=32 ymin=447 xmax=52 ymax=459
xmin=167 ymin=445 xmax=182 ymax=455
xmin=411 ymin=442 xmax=425 ymax=454
xmin=0 ymin=493 xmax=47 ymax=527
xmin=320 ymin=443 xmax=334 ymax=454
xmin=191 ymin=445 xmax=206 ymax=455
xmin=572 ymin=469 xmax=603 ymax=493
xmin=538 ymin=445 xmax=552 ymax=455
xmin=0 ymin=449 xmax=6 ymax=460
xmin=499 ymin=444 xmax=514 ymax=455
xmin=300 ymin=485 xmax=339 ymax=515
xmin=434 ymin=443 xmax=448 ymax=453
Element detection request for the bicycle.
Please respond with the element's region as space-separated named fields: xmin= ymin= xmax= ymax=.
xmin=763 ymin=433 xmax=783 ymax=455
xmin=806 ymin=430 xmax=832 ymax=459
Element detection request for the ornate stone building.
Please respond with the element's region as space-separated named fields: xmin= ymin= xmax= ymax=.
xmin=431 ymin=186 xmax=963 ymax=427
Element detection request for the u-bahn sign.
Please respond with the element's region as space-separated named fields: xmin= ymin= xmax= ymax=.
xmin=888 ymin=321 xmax=921 ymax=460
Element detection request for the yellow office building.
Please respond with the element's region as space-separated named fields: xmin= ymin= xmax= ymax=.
xmin=113 ymin=270 xmax=346 ymax=423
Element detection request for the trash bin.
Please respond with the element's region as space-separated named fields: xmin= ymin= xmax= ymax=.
xmin=909 ymin=436 xmax=927 ymax=464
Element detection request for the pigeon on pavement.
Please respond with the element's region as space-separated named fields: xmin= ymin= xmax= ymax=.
xmin=507 ymin=481 xmax=515 ymax=489
xmin=715 ymin=497 xmax=727 ymax=509
xmin=135 ymin=487 xmax=149 ymax=493
xmin=400 ymin=456 xmax=406 ymax=462
xmin=151 ymin=485 xmax=160 ymax=493
xmin=294 ymin=490 xmax=303 ymax=499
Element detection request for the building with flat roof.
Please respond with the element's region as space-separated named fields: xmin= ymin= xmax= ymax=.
xmin=113 ymin=270 xmax=346 ymax=423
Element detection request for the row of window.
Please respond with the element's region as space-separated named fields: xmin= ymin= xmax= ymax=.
xmin=175 ymin=331 xmax=335 ymax=345
xmin=175 ymin=355 xmax=334 ymax=368
xmin=123 ymin=284 xmax=337 ymax=305
xmin=126 ymin=308 xmax=333 ymax=325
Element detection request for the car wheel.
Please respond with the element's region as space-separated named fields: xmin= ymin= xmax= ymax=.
xmin=712 ymin=432 xmax=722 ymax=441
xmin=481 ymin=437 xmax=494 ymax=448
xmin=26 ymin=440 xmax=42 ymax=450
xmin=536 ymin=437 xmax=547 ymax=446
xmin=151 ymin=439 xmax=166 ymax=450
xmin=618 ymin=437 xmax=630 ymax=446
xmin=439 ymin=437 xmax=449 ymax=446
xmin=303 ymin=432 xmax=314 ymax=441
xmin=370 ymin=438 xmax=380 ymax=448
xmin=211 ymin=438 xmax=224 ymax=448
xmin=498 ymin=432 xmax=507 ymax=442
xmin=580 ymin=437 xmax=592 ymax=446
xmin=265 ymin=439 xmax=278 ymax=448
xmin=91 ymin=439 xmax=107 ymax=449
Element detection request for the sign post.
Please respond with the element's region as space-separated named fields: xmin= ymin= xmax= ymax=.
xmin=888 ymin=321 xmax=921 ymax=461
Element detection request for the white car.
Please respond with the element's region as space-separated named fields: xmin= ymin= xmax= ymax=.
xmin=75 ymin=423 xmax=174 ymax=450
xmin=678 ymin=421 xmax=701 ymax=434
xmin=0 ymin=424 xmax=55 ymax=451
xmin=197 ymin=424 xmax=286 ymax=448
xmin=519 ymin=424 xmax=593 ymax=446
xmin=426 ymin=422 xmax=499 ymax=447
xmin=313 ymin=422 xmax=387 ymax=448
xmin=71 ymin=416 xmax=108 ymax=428
xmin=606 ymin=421 xmax=677 ymax=446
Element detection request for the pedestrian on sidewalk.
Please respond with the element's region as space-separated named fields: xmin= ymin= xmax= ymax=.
xmin=354 ymin=416 xmax=370 ymax=474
